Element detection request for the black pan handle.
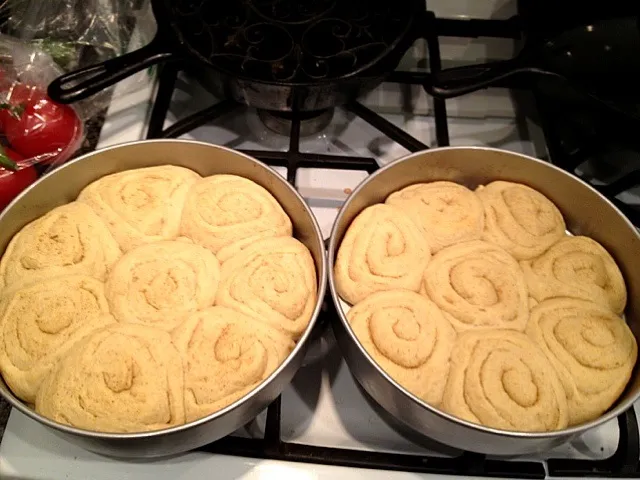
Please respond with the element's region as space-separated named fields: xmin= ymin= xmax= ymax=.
xmin=48 ymin=36 xmax=175 ymax=104
xmin=426 ymin=59 xmax=561 ymax=99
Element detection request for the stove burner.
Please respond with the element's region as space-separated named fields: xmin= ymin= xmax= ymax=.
xmin=172 ymin=0 xmax=414 ymax=83
xmin=258 ymin=109 xmax=333 ymax=136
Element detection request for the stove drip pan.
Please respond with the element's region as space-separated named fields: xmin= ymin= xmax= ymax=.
xmin=258 ymin=109 xmax=334 ymax=137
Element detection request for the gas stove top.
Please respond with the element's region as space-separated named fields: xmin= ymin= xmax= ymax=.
xmin=2 ymin=9 xmax=640 ymax=480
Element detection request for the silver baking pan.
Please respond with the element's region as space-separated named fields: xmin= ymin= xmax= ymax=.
xmin=328 ymin=146 xmax=640 ymax=455
xmin=0 ymin=139 xmax=327 ymax=458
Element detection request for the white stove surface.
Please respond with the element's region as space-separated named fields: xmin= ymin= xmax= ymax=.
xmin=2 ymin=36 xmax=638 ymax=480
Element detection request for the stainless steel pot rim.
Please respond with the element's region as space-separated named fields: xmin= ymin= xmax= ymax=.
xmin=327 ymin=145 xmax=640 ymax=439
xmin=0 ymin=139 xmax=328 ymax=440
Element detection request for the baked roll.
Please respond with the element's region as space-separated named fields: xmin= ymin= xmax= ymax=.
xmin=78 ymin=165 xmax=200 ymax=252
xmin=334 ymin=204 xmax=431 ymax=305
xmin=422 ymin=241 xmax=529 ymax=332
xmin=526 ymin=298 xmax=637 ymax=426
xmin=442 ymin=329 xmax=569 ymax=431
xmin=0 ymin=202 xmax=120 ymax=289
xmin=348 ymin=290 xmax=456 ymax=406
xmin=522 ymin=236 xmax=627 ymax=314
xmin=172 ymin=306 xmax=294 ymax=422
xmin=36 ymin=323 xmax=185 ymax=433
xmin=476 ymin=181 xmax=565 ymax=260
xmin=216 ymin=237 xmax=316 ymax=340
xmin=105 ymin=241 xmax=220 ymax=331
xmin=180 ymin=174 xmax=292 ymax=254
xmin=0 ymin=275 xmax=113 ymax=403
xmin=386 ymin=181 xmax=484 ymax=252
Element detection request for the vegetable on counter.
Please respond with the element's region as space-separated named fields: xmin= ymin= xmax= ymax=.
xmin=0 ymin=80 xmax=83 ymax=210
xmin=0 ymin=83 xmax=83 ymax=164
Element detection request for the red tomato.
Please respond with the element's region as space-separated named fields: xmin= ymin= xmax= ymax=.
xmin=0 ymin=83 xmax=82 ymax=165
xmin=0 ymin=83 xmax=41 ymax=131
xmin=0 ymin=148 xmax=38 ymax=211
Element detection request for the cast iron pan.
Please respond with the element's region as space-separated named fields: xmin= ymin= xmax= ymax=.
xmin=425 ymin=16 xmax=640 ymax=123
xmin=48 ymin=0 xmax=421 ymax=112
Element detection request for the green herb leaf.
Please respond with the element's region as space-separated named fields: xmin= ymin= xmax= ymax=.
xmin=30 ymin=39 xmax=78 ymax=70
xmin=12 ymin=103 xmax=25 ymax=119
xmin=0 ymin=152 xmax=17 ymax=171
xmin=0 ymin=102 xmax=26 ymax=119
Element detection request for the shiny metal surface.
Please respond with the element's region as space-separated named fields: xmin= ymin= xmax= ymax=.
xmin=328 ymin=146 xmax=640 ymax=455
xmin=257 ymin=109 xmax=334 ymax=137
xmin=0 ymin=140 xmax=327 ymax=458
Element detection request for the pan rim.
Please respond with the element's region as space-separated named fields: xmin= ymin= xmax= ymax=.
xmin=327 ymin=145 xmax=640 ymax=441
xmin=0 ymin=138 xmax=328 ymax=441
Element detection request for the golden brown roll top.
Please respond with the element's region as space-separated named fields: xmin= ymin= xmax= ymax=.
xmin=522 ymin=236 xmax=627 ymax=314
xmin=422 ymin=241 xmax=529 ymax=332
xmin=526 ymin=298 xmax=637 ymax=426
xmin=0 ymin=165 xmax=321 ymax=434
xmin=331 ymin=179 xmax=635 ymax=434
xmin=0 ymin=202 xmax=121 ymax=289
xmin=476 ymin=181 xmax=566 ymax=260
xmin=347 ymin=290 xmax=456 ymax=406
xmin=78 ymin=165 xmax=201 ymax=252
xmin=105 ymin=241 xmax=220 ymax=331
xmin=442 ymin=329 xmax=569 ymax=432
xmin=172 ymin=306 xmax=294 ymax=422
xmin=334 ymin=204 xmax=431 ymax=305
xmin=216 ymin=237 xmax=317 ymax=340
xmin=0 ymin=275 xmax=114 ymax=403
xmin=36 ymin=323 xmax=186 ymax=433
xmin=386 ymin=181 xmax=484 ymax=252
xmin=180 ymin=174 xmax=292 ymax=254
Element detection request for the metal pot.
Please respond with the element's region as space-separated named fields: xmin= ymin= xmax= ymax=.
xmin=0 ymin=139 xmax=327 ymax=458
xmin=327 ymin=146 xmax=640 ymax=455
xmin=47 ymin=0 xmax=421 ymax=112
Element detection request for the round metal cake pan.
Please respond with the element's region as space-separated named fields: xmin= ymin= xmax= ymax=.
xmin=328 ymin=146 xmax=640 ymax=455
xmin=0 ymin=139 xmax=327 ymax=458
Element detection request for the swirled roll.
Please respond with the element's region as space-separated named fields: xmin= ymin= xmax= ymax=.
xmin=476 ymin=181 xmax=566 ymax=260
xmin=216 ymin=235 xmax=272 ymax=263
xmin=386 ymin=181 xmax=484 ymax=252
xmin=521 ymin=236 xmax=627 ymax=314
xmin=442 ymin=329 xmax=569 ymax=431
xmin=216 ymin=237 xmax=316 ymax=340
xmin=105 ymin=241 xmax=220 ymax=331
xmin=0 ymin=275 xmax=113 ymax=403
xmin=172 ymin=306 xmax=294 ymax=422
xmin=78 ymin=165 xmax=200 ymax=252
xmin=526 ymin=298 xmax=637 ymax=426
xmin=334 ymin=204 xmax=431 ymax=305
xmin=422 ymin=241 xmax=529 ymax=332
xmin=36 ymin=324 xmax=185 ymax=433
xmin=0 ymin=202 xmax=121 ymax=289
xmin=347 ymin=290 xmax=456 ymax=406
xmin=180 ymin=175 xmax=292 ymax=254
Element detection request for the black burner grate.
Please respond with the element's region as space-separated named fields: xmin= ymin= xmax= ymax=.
xmin=145 ymin=9 xmax=640 ymax=480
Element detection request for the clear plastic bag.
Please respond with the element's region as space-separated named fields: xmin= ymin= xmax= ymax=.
xmin=0 ymin=0 xmax=155 ymax=211
xmin=1 ymin=0 xmax=155 ymax=119
xmin=0 ymin=35 xmax=84 ymax=210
